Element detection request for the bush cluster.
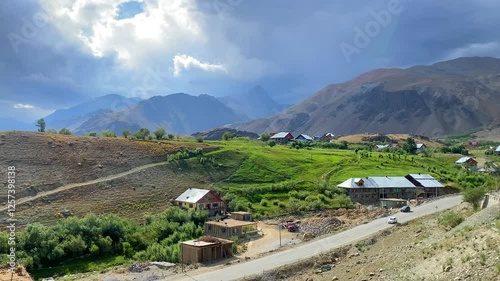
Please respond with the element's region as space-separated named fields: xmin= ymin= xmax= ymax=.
xmin=0 ymin=208 xmax=207 ymax=269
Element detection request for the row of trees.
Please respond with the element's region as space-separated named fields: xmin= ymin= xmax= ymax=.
xmin=0 ymin=208 xmax=208 ymax=270
xmin=36 ymin=118 xmax=178 ymax=141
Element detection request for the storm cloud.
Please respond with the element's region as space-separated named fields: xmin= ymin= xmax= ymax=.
xmin=1 ymin=0 xmax=500 ymax=122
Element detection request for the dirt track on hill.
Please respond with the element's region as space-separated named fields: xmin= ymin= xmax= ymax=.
xmin=0 ymin=131 xmax=214 ymax=199
xmin=0 ymin=161 xmax=167 ymax=212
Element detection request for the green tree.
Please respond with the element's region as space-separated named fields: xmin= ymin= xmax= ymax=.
xmin=268 ymin=140 xmax=276 ymax=147
xmin=46 ymin=128 xmax=57 ymax=134
xmin=154 ymin=128 xmax=166 ymax=140
xmin=134 ymin=128 xmax=150 ymax=140
xmin=222 ymin=131 xmax=236 ymax=140
xmin=122 ymin=130 xmax=131 ymax=138
xmin=89 ymin=131 xmax=97 ymax=137
xmin=462 ymin=187 xmax=485 ymax=209
xmin=403 ymin=137 xmax=417 ymax=154
xmin=195 ymin=135 xmax=204 ymax=143
xmin=260 ymin=133 xmax=270 ymax=142
xmin=58 ymin=128 xmax=72 ymax=135
xmin=36 ymin=118 xmax=46 ymax=132
xmin=167 ymin=133 xmax=174 ymax=140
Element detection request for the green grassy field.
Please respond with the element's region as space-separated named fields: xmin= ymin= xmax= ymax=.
xmin=174 ymin=139 xmax=493 ymax=217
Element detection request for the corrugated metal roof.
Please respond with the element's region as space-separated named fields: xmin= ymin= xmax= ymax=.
xmin=456 ymin=157 xmax=472 ymax=164
xmin=416 ymin=144 xmax=425 ymax=149
xmin=415 ymin=179 xmax=444 ymax=188
xmin=338 ymin=177 xmax=416 ymax=189
xmin=175 ymin=188 xmax=210 ymax=203
xmin=296 ymin=134 xmax=313 ymax=140
xmin=375 ymin=144 xmax=389 ymax=149
xmin=496 ymin=145 xmax=500 ymax=152
xmin=271 ymin=132 xmax=292 ymax=139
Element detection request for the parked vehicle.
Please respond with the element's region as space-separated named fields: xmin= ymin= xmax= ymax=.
xmin=388 ymin=217 xmax=398 ymax=224
xmin=400 ymin=206 xmax=411 ymax=212
xmin=283 ymin=220 xmax=299 ymax=232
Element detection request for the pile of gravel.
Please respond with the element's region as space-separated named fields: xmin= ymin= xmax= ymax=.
xmin=300 ymin=217 xmax=344 ymax=239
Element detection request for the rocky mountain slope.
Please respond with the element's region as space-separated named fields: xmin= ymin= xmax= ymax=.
xmin=236 ymin=57 xmax=500 ymax=136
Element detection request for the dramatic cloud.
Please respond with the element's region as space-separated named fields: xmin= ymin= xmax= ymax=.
xmin=1 ymin=0 xmax=500 ymax=123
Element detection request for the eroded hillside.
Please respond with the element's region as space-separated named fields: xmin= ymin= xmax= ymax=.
xmin=0 ymin=131 xmax=215 ymax=200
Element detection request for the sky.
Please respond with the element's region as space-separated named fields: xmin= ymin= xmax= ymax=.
xmin=1 ymin=0 xmax=500 ymax=123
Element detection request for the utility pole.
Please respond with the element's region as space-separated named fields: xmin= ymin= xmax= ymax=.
xmin=278 ymin=222 xmax=282 ymax=247
xmin=181 ymin=242 xmax=184 ymax=273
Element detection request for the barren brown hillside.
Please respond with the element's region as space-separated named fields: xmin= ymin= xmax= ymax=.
xmin=0 ymin=131 xmax=215 ymax=200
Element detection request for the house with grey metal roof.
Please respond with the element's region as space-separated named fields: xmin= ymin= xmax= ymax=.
xmin=455 ymin=157 xmax=478 ymax=170
xmin=416 ymin=143 xmax=427 ymax=152
xmin=295 ymin=134 xmax=313 ymax=141
xmin=496 ymin=145 xmax=500 ymax=155
xmin=338 ymin=174 xmax=444 ymax=204
xmin=174 ymin=188 xmax=225 ymax=216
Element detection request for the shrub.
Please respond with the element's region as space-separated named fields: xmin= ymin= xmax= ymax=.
xmin=438 ymin=211 xmax=464 ymax=229
xmin=462 ymin=187 xmax=485 ymax=209
xmin=268 ymin=140 xmax=276 ymax=147
xmin=100 ymin=130 xmax=116 ymax=137
xmin=58 ymin=128 xmax=72 ymax=135
xmin=260 ymin=133 xmax=270 ymax=142
xmin=222 ymin=131 xmax=236 ymax=140
xmin=195 ymin=135 xmax=204 ymax=143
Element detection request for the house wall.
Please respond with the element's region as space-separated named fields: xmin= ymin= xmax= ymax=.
xmin=346 ymin=188 xmax=417 ymax=203
xmin=182 ymin=245 xmax=201 ymax=264
xmin=182 ymin=244 xmax=233 ymax=264
xmin=197 ymin=191 xmax=225 ymax=216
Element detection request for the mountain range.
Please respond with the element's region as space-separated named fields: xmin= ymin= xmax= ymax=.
xmin=5 ymin=57 xmax=500 ymax=137
xmin=41 ymin=87 xmax=285 ymax=135
xmin=235 ymin=57 xmax=500 ymax=136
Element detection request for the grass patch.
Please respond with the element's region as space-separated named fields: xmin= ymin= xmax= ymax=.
xmin=29 ymin=255 xmax=129 ymax=280
xmin=438 ymin=211 xmax=464 ymax=230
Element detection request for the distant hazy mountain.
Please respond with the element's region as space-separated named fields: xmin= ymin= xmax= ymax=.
xmin=236 ymin=57 xmax=500 ymax=137
xmin=44 ymin=94 xmax=142 ymax=131
xmin=218 ymin=86 xmax=287 ymax=118
xmin=73 ymin=93 xmax=247 ymax=135
xmin=0 ymin=118 xmax=33 ymax=131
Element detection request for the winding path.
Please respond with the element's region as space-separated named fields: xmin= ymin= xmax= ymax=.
xmin=1 ymin=162 xmax=168 ymax=212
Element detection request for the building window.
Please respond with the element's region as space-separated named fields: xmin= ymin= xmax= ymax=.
xmin=212 ymin=203 xmax=219 ymax=208
xmin=207 ymin=225 xmax=212 ymax=232
xmin=189 ymin=204 xmax=193 ymax=208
